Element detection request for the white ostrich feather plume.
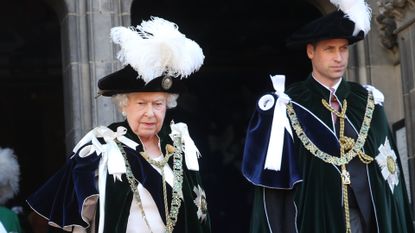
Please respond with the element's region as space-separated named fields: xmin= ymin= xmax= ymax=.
xmin=330 ymin=0 xmax=372 ymax=36
xmin=0 ymin=147 xmax=20 ymax=205
xmin=111 ymin=17 xmax=204 ymax=83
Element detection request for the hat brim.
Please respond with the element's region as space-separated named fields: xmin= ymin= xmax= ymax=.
xmin=98 ymin=65 xmax=184 ymax=96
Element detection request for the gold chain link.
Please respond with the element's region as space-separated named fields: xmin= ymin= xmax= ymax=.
xmin=287 ymin=91 xmax=376 ymax=233
xmin=286 ymin=92 xmax=375 ymax=166
xmin=141 ymin=150 xmax=174 ymax=224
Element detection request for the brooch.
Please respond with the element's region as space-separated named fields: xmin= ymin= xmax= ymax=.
xmin=162 ymin=76 xmax=173 ymax=90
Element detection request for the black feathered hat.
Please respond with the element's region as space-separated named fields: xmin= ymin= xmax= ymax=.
xmin=286 ymin=0 xmax=371 ymax=49
xmin=98 ymin=17 xmax=204 ymax=97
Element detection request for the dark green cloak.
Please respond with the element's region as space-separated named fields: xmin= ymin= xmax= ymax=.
xmin=245 ymin=76 xmax=414 ymax=233
xmin=102 ymin=121 xmax=211 ymax=233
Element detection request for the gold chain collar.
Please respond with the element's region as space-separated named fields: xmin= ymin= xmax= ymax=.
xmin=117 ymin=138 xmax=183 ymax=233
xmin=286 ymin=91 xmax=375 ymax=166
xmin=286 ymin=91 xmax=375 ymax=233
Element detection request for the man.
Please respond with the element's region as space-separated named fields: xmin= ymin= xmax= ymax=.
xmin=242 ymin=0 xmax=414 ymax=233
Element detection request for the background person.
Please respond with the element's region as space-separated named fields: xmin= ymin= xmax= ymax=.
xmin=0 ymin=147 xmax=23 ymax=233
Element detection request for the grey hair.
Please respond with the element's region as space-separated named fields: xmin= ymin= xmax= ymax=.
xmin=166 ymin=94 xmax=179 ymax=109
xmin=111 ymin=93 xmax=179 ymax=113
xmin=0 ymin=147 xmax=20 ymax=205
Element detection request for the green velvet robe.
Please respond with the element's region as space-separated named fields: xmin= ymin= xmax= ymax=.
xmin=0 ymin=206 xmax=22 ymax=233
xmin=249 ymin=76 xmax=414 ymax=233
xmin=100 ymin=121 xmax=211 ymax=233
xmin=28 ymin=120 xmax=211 ymax=233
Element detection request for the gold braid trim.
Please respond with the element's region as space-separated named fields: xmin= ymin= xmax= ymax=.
xmin=286 ymin=91 xmax=375 ymax=166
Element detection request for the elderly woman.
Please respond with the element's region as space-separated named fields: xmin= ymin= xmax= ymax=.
xmin=27 ymin=17 xmax=210 ymax=233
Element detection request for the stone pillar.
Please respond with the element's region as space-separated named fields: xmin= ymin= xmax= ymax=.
xmin=396 ymin=12 xmax=415 ymax=215
xmin=45 ymin=0 xmax=133 ymax=150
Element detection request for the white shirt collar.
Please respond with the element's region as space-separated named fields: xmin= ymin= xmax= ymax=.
xmin=311 ymin=74 xmax=342 ymax=92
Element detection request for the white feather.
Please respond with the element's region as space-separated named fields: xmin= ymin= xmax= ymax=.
xmin=330 ymin=0 xmax=372 ymax=35
xmin=0 ymin=147 xmax=20 ymax=205
xmin=110 ymin=17 xmax=204 ymax=83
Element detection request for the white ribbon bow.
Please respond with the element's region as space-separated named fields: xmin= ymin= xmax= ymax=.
xmin=263 ymin=74 xmax=293 ymax=171
xmin=72 ymin=126 xmax=138 ymax=233
xmin=170 ymin=122 xmax=200 ymax=171
xmin=73 ymin=126 xmax=134 ymax=182
xmin=363 ymin=84 xmax=384 ymax=105
xmin=99 ymin=126 xmax=129 ymax=181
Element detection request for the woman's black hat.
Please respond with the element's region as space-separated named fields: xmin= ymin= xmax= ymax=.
xmin=98 ymin=17 xmax=204 ymax=96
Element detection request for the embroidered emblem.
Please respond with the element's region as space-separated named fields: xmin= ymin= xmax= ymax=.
xmin=193 ymin=185 xmax=208 ymax=222
xmin=258 ymin=94 xmax=275 ymax=111
xmin=162 ymin=76 xmax=173 ymax=90
xmin=375 ymin=137 xmax=399 ymax=193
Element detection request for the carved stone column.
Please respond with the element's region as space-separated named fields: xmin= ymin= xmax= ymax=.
xmin=44 ymin=0 xmax=133 ymax=150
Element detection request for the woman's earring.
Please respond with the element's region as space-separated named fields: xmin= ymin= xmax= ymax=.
xmin=122 ymin=111 xmax=127 ymax=117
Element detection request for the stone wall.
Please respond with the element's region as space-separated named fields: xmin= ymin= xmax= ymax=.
xmin=372 ymin=0 xmax=415 ymax=213
xmin=44 ymin=0 xmax=132 ymax=149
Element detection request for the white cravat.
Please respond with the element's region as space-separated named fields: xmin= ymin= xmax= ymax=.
xmin=126 ymin=183 xmax=166 ymax=233
xmin=126 ymin=155 xmax=175 ymax=233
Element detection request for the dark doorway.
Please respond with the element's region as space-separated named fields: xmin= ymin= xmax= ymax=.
xmin=0 ymin=0 xmax=64 ymax=231
xmin=131 ymin=1 xmax=321 ymax=232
